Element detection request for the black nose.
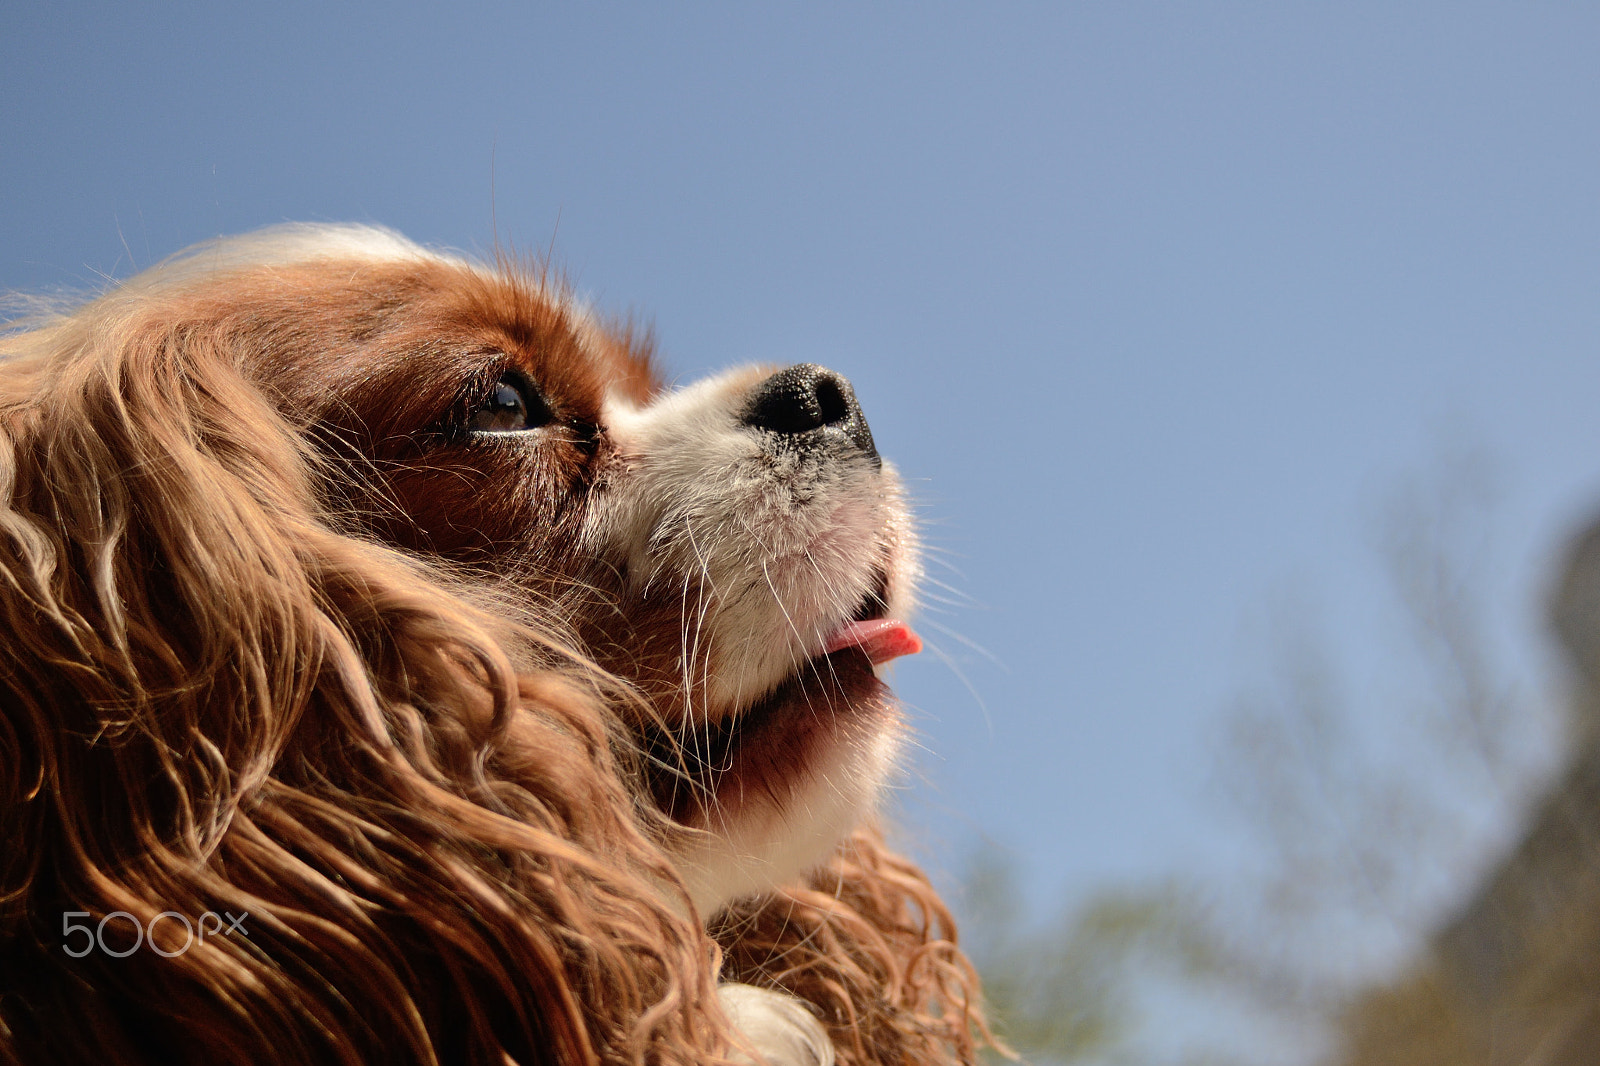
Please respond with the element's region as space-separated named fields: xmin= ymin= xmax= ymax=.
xmin=742 ymin=363 xmax=879 ymax=466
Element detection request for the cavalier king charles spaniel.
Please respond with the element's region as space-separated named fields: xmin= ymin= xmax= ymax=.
xmin=0 ymin=226 xmax=988 ymax=1066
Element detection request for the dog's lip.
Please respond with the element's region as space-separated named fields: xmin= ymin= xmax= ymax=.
xmin=650 ymin=643 xmax=890 ymax=823
xmin=815 ymin=566 xmax=919 ymax=666
xmin=821 ymin=617 xmax=922 ymax=665
xmin=645 ymin=577 xmax=919 ymax=820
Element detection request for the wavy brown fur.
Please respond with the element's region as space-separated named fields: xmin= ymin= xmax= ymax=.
xmin=0 ymin=233 xmax=991 ymax=1065
xmin=0 ymin=295 xmax=729 ymax=1065
xmin=712 ymin=827 xmax=995 ymax=1066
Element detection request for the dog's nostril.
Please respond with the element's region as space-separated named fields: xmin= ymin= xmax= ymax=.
xmin=812 ymin=376 xmax=848 ymax=428
xmin=742 ymin=363 xmax=879 ymax=465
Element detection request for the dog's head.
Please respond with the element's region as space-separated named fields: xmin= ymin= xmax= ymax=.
xmin=0 ymin=226 xmax=973 ymax=1065
xmin=200 ymin=226 xmax=922 ymax=911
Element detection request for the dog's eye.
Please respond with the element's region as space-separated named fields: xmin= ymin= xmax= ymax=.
xmin=470 ymin=374 xmax=555 ymax=433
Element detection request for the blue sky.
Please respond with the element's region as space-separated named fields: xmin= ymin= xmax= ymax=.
xmin=7 ymin=1 xmax=1600 ymax=977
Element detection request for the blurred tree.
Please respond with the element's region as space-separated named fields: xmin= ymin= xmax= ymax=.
xmin=961 ymin=845 xmax=1218 ymax=1064
xmin=961 ymin=448 xmax=1577 ymax=1064
xmin=1338 ymin=503 xmax=1600 ymax=1064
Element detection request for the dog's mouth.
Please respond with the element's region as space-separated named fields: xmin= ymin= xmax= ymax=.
xmin=645 ymin=575 xmax=920 ymax=823
xmin=824 ymin=571 xmax=923 ymax=664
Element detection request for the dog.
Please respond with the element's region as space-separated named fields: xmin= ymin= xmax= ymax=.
xmin=0 ymin=225 xmax=986 ymax=1065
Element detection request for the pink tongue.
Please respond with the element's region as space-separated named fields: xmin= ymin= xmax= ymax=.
xmin=823 ymin=619 xmax=923 ymax=665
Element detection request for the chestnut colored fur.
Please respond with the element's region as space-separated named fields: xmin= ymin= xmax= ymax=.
xmin=0 ymin=227 xmax=987 ymax=1065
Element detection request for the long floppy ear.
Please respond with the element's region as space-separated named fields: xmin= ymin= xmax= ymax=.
xmin=0 ymin=295 xmax=736 ymax=1065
